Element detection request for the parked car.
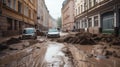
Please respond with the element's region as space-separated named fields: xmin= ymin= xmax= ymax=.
xmin=47 ymin=28 xmax=60 ymax=38
xmin=22 ymin=28 xmax=37 ymax=39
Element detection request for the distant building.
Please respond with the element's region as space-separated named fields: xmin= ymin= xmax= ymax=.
xmin=48 ymin=15 xmax=57 ymax=29
xmin=0 ymin=0 xmax=37 ymax=37
xmin=74 ymin=0 xmax=120 ymax=35
xmin=61 ymin=0 xmax=74 ymax=31
xmin=37 ymin=0 xmax=56 ymax=31
xmin=37 ymin=0 xmax=49 ymax=31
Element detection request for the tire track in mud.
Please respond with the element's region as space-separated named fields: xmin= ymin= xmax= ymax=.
xmin=41 ymin=42 xmax=74 ymax=67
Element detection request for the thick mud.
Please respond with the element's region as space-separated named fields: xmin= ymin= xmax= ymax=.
xmin=42 ymin=42 xmax=73 ymax=67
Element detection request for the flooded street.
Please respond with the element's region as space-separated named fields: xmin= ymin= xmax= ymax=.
xmin=0 ymin=36 xmax=74 ymax=67
xmin=1 ymin=0 xmax=120 ymax=67
xmin=42 ymin=42 xmax=73 ymax=67
xmin=0 ymin=33 xmax=120 ymax=67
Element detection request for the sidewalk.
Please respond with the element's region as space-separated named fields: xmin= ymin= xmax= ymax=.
xmin=0 ymin=35 xmax=21 ymax=43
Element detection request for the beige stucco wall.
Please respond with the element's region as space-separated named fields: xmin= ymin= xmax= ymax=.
xmin=62 ymin=0 xmax=74 ymax=31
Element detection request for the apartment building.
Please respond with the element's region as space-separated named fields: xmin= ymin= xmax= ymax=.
xmin=37 ymin=0 xmax=47 ymax=31
xmin=62 ymin=0 xmax=74 ymax=31
xmin=0 ymin=0 xmax=37 ymax=37
xmin=74 ymin=0 xmax=120 ymax=35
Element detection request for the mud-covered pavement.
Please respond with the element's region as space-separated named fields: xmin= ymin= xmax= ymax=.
xmin=0 ymin=32 xmax=120 ymax=67
xmin=0 ymin=34 xmax=74 ymax=67
xmin=42 ymin=42 xmax=73 ymax=67
xmin=0 ymin=37 xmax=47 ymax=67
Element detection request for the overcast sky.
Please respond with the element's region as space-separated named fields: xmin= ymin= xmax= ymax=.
xmin=45 ymin=0 xmax=64 ymax=19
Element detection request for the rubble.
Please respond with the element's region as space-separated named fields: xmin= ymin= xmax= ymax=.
xmin=28 ymin=40 xmax=39 ymax=45
xmin=58 ymin=32 xmax=96 ymax=45
xmin=0 ymin=38 xmax=39 ymax=52
xmin=6 ymin=38 xmax=21 ymax=45
xmin=22 ymin=41 xmax=30 ymax=47
xmin=0 ymin=38 xmax=21 ymax=51
xmin=57 ymin=32 xmax=120 ymax=60
xmin=9 ymin=43 xmax=23 ymax=50
xmin=37 ymin=39 xmax=45 ymax=43
xmin=91 ymin=42 xmax=120 ymax=59
xmin=37 ymin=31 xmax=46 ymax=36
xmin=0 ymin=43 xmax=8 ymax=51
xmin=57 ymin=32 xmax=120 ymax=45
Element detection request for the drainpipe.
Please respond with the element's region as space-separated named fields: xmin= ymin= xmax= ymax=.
xmin=98 ymin=14 xmax=102 ymax=33
xmin=114 ymin=0 xmax=119 ymax=37
xmin=0 ymin=0 xmax=2 ymax=15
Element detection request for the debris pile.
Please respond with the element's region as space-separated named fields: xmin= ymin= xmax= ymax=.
xmin=91 ymin=42 xmax=120 ymax=59
xmin=0 ymin=43 xmax=8 ymax=51
xmin=57 ymin=32 xmax=120 ymax=45
xmin=0 ymin=38 xmax=21 ymax=51
xmin=0 ymin=38 xmax=39 ymax=51
xmin=6 ymin=38 xmax=21 ymax=45
xmin=37 ymin=31 xmax=46 ymax=36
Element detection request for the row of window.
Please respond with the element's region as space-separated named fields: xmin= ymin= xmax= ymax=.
xmin=7 ymin=18 xmax=21 ymax=30
xmin=76 ymin=16 xmax=99 ymax=29
xmin=2 ymin=0 xmax=34 ymax=19
xmin=88 ymin=16 xmax=98 ymax=27
xmin=75 ymin=0 xmax=104 ymax=16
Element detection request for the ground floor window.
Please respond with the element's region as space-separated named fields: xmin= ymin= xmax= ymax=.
xmin=88 ymin=18 xmax=92 ymax=27
xmin=14 ymin=20 xmax=17 ymax=30
xmin=7 ymin=18 xmax=12 ymax=30
xmin=81 ymin=21 xmax=84 ymax=28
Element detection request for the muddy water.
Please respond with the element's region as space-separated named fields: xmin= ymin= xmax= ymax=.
xmin=42 ymin=42 xmax=73 ymax=67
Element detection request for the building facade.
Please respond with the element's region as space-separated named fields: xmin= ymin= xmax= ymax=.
xmin=37 ymin=0 xmax=56 ymax=31
xmin=48 ymin=15 xmax=57 ymax=29
xmin=62 ymin=0 xmax=74 ymax=31
xmin=74 ymin=0 xmax=120 ymax=35
xmin=0 ymin=0 xmax=37 ymax=37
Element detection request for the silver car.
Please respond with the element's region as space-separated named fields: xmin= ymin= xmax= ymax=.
xmin=22 ymin=28 xmax=37 ymax=39
xmin=47 ymin=28 xmax=60 ymax=38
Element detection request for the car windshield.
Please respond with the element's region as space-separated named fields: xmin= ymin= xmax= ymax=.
xmin=23 ymin=29 xmax=34 ymax=34
xmin=48 ymin=29 xmax=58 ymax=32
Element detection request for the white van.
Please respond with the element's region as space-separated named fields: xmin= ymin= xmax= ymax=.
xmin=22 ymin=28 xmax=37 ymax=39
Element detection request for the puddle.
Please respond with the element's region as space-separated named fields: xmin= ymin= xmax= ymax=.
xmin=43 ymin=42 xmax=73 ymax=67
